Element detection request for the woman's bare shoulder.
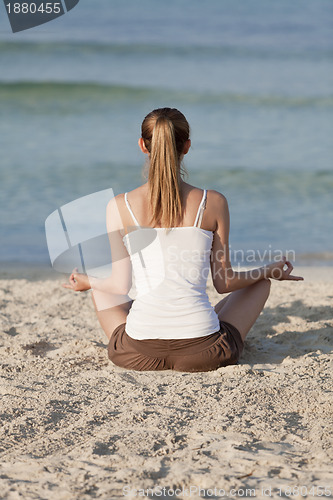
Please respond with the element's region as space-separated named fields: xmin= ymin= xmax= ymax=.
xmin=107 ymin=185 xmax=148 ymax=228
xmin=107 ymin=184 xmax=145 ymax=208
xmin=206 ymin=189 xmax=228 ymax=209
xmin=107 ymin=192 xmax=125 ymax=211
xmin=183 ymin=183 xmax=227 ymax=202
xmin=128 ymin=183 xmax=148 ymax=194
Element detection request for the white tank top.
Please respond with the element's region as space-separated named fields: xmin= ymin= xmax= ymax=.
xmin=123 ymin=189 xmax=221 ymax=340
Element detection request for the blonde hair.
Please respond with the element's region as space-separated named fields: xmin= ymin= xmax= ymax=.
xmin=141 ymin=108 xmax=190 ymax=228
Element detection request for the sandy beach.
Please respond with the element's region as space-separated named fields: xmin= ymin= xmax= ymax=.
xmin=0 ymin=267 xmax=332 ymax=499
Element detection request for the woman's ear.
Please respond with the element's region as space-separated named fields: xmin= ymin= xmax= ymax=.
xmin=183 ymin=139 xmax=191 ymax=155
xmin=138 ymin=137 xmax=149 ymax=154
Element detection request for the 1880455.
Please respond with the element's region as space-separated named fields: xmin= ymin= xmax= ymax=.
xmin=6 ymin=3 xmax=62 ymax=14
xmin=276 ymin=485 xmax=332 ymax=497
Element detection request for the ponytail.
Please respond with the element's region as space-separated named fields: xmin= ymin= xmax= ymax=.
xmin=141 ymin=108 xmax=190 ymax=228
xmin=148 ymin=116 xmax=182 ymax=227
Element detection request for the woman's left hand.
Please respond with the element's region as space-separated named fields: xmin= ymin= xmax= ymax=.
xmin=62 ymin=268 xmax=91 ymax=292
xmin=267 ymin=257 xmax=304 ymax=281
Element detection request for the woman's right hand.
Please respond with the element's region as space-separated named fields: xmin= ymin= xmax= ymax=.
xmin=267 ymin=257 xmax=304 ymax=281
xmin=62 ymin=268 xmax=91 ymax=292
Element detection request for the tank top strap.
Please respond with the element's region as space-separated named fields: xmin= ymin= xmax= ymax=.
xmin=193 ymin=189 xmax=207 ymax=228
xmin=124 ymin=192 xmax=141 ymax=227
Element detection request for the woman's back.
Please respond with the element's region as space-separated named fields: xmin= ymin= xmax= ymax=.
xmin=121 ymin=184 xmax=221 ymax=340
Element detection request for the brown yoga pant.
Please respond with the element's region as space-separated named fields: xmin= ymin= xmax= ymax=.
xmin=108 ymin=321 xmax=244 ymax=373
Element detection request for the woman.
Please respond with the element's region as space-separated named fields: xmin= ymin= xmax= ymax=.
xmin=63 ymin=107 xmax=303 ymax=372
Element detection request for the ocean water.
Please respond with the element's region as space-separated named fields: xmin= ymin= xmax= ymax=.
xmin=0 ymin=0 xmax=332 ymax=265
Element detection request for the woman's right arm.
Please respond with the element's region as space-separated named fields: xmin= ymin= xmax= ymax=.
xmin=63 ymin=195 xmax=132 ymax=295
xmin=209 ymin=191 xmax=303 ymax=294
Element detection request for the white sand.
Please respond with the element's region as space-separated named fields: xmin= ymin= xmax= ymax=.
xmin=0 ymin=269 xmax=332 ymax=499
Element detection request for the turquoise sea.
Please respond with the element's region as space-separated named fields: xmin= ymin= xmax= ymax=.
xmin=0 ymin=0 xmax=332 ymax=265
